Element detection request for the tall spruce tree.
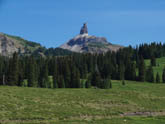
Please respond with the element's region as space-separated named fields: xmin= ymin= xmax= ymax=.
xmin=63 ymin=63 xmax=71 ymax=88
xmin=145 ymin=66 xmax=154 ymax=83
xmin=162 ymin=67 xmax=165 ymax=83
xmin=101 ymin=78 xmax=111 ymax=89
xmin=118 ymin=62 xmax=125 ymax=80
xmin=27 ymin=57 xmax=37 ymax=87
xmin=150 ymin=56 xmax=156 ymax=66
xmin=91 ymin=64 xmax=101 ymax=88
xmin=138 ymin=56 xmax=146 ymax=82
xmin=156 ymin=72 xmax=160 ymax=83
xmin=71 ymin=65 xmax=81 ymax=88
xmin=85 ymin=80 xmax=91 ymax=88
xmin=8 ymin=52 xmax=19 ymax=86
xmin=58 ymin=75 xmax=65 ymax=88
xmin=53 ymin=60 xmax=59 ymax=88
xmin=39 ymin=63 xmax=49 ymax=88
xmin=53 ymin=75 xmax=58 ymax=88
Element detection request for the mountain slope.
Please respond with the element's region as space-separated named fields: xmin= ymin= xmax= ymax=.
xmin=0 ymin=33 xmax=74 ymax=57
xmin=60 ymin=23 xmax=123 ymax=53
xmin=0 ymin=33 xmax=43 ymax=56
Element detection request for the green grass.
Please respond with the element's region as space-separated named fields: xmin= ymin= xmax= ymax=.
xmin=145 ymin=57 xmax=165 ymax=82
xmin=0 ymin=80 xmax=165 ymax=124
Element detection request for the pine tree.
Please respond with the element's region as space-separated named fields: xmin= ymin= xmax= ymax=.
xmin=91 ymin=64 xmax=101 ymax=88
xmin=131 ymin=63 xmax=136 ymax=80
xmin=162 ymin=67 xmax=165 ymax=83
xmin=150 ymin=56 xmax=156 ymax=66
xmin=43 ymin=64 xmax=49 ymax=88
xmin=145 ymin=66 xmax=154 ymax=83
xmin=8 ymin=52 xmax=19 ymax=85
xmin=53 ymin=76 xmax=58 ymax=88
xmin=53 ymin=60 xmax=59 ymax=88
xmin=61 ymin=76 xmax=65 ymax=88
xmin=122 ymin=79 xmax=125 ymax=85
xmin=109 ymin=79 xmax=112 ymax=88
xmin=71 ymin=65 xmax=81 ymax=88
xmin=74 ymin=69 xmax=81 ymax=88
xmin=101 ymin=79 xmax=111 ymax=89
xmin=27 ymin=58 xmax=37 ymax=87
xmin=118 ymin=62 xmax=125 ymax=80
xmin=156 ymin=72 xmax=160 ymax=83
xmin=53 ymin=72 xmax=58 ymax=88
xmin=85 ymin=80 xmax=91 ymax=88
xmin=63 ymin=63 xmax=71 ymax=88
xmin=39 ymin=63 xmax=49 ymax=88
xmin=138 ymin=56 xmax=146 ymax=82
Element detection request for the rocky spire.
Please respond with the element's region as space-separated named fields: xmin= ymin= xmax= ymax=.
xmin=80 ymin=23 xmax=88 ymax=35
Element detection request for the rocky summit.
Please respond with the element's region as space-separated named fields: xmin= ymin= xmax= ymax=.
xmin=60 ymin=23 xmax=123 ymax=53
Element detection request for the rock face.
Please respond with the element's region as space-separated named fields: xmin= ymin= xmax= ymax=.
xmin=80 ymin=23 xmax=88 ymax=35
xmin=0 ymin=33 xmax=42 ymax=57
xmin=60 ymin=24 xmax=123 ymax=53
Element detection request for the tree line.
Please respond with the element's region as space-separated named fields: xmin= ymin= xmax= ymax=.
xmin=0 ymin=42 xmax=165 ymax=89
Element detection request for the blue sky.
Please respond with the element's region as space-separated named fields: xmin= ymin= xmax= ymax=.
xmin=0 ymin=0 xmax=165 ymax=48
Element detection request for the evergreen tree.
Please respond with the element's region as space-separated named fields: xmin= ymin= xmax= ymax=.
xmin=8 ymin=52 xmax=19 ymax=85
xmin=138 ymin=56 xmax=146 ymax=82
xmin=156 ymin=72 xmax=160 ymax=83
xmin=91 ymin=64 xmax=102 ymax=88
xmin=53 ymin=60 xmax=59 ymax=88
xmin=71 ymin=66 xmax=81 ymax=88
xmin=58 ymin=75 xmax=65 ymax=88
xmin=162 ymin=67 xmax=165 ymax=83
xmin=85 ymin=80 xmax=91 ymax=88
xmin=118 ymin=62 xmax=125 ymax=80
xmin=39 ymin=63 xmax=49 ymax=88
xmin=53 ymin=76 xmax=58 ymax=88
xmin=145 ymin=66 xmax=154 ymax=83
xmin=101 ymin=79 xmax=111 ymax=89
xmin=63 ymin=63 xmax=71 ymax=88
xmin=109 ymin=79 xmax=112 ymax=88
xmin=27 ymin=58 xmax=37 ymax=87
xmin=150 ymin=56 xmax=156 ymax=66
xmin=74 ymin=69 xmax=81 ymax=88
xmin=122 ymin=79 xmax=125 ymax=85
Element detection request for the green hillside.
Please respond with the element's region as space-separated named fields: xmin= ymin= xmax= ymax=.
xmin=1 ymin=33 xmax=74 ymax=57
xmin=4 ymin=34 xmax=43 ymax=54
xmin=0 ymin=80 xmax=165 ymax=124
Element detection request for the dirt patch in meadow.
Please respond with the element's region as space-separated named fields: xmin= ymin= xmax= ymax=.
xmin=121 ymin=111 xmax=165 ymax=117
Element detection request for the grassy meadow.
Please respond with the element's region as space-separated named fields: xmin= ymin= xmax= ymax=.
xmin=0 ymin=57 xmax=165 ymax=124
xmin=0 ymin=81 xmax=165 ymax=124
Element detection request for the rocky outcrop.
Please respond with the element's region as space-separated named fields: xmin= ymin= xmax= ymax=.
xmin=0 ymin=33 xmax=42 ymax=57
xmin=60 ymin=24 xmax=123 ymax=53
xmin=80 ymin=23 xmax=88 ymax=35
xmin=0 ymin=33 xmax=22 ymax=56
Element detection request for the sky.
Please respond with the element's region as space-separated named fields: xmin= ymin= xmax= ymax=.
xmin=0 ymin=0 xmax=165 ymax=48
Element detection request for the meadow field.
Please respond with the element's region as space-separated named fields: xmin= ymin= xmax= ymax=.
xmin=0 ymin=80 xmax=165 ymax=124
xmin=0 ymin=57 xmax=165 ymax=124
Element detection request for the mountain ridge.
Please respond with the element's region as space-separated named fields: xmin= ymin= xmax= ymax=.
xmin=60 ymin=23 xmax=123 ymax=53
xmin=0 ymin=33 xmax=74 ymax=57
xmin=0 ymin=23 xmax=123 ymax=56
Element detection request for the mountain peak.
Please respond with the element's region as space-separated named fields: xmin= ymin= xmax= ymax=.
xmin=80 ymin=23 xmax=88 ymax=35
xmin=60 ymin=23 xmax=123 ymax=53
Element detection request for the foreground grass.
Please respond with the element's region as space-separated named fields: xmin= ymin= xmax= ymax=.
xmin=0 ymin=81 xmax=165 ymax=124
